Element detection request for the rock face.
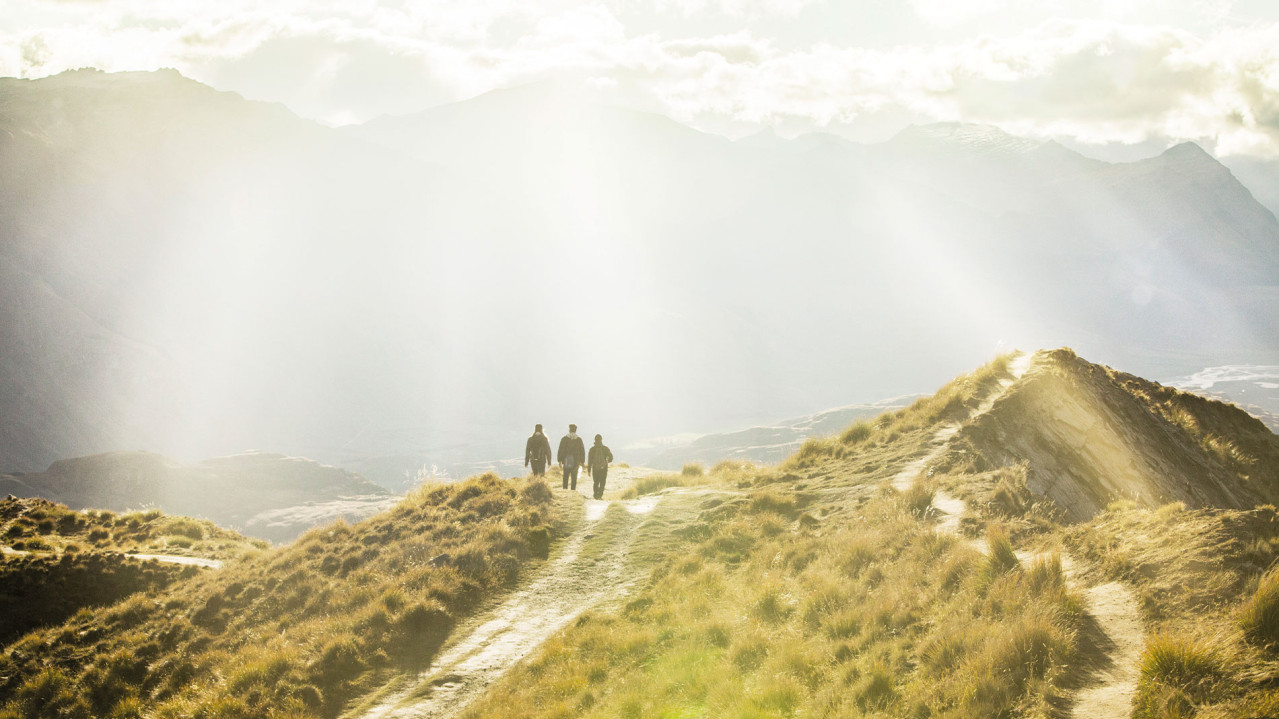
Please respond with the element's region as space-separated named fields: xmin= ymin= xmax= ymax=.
xmin=945 ymin=349 xmax=1279 ymax=521
xmin=0 ymin=451 xmax=394 ymax=541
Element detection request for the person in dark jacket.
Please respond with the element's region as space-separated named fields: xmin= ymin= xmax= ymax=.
xmin=525 ymin=424 xmax=552 ymax=476
xmin=557 ymin=424 xmax=586 ymax=490
xmin=587 ymin=434 xmax=613 ymax=500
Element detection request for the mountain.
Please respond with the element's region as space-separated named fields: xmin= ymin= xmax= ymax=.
xmin=2 ymin=350 xmax=1279 ymax=717
xmin=628 ymin=395 xmax=917 ymax=469
xmin=0 ymin=450 xmax=394 ymax=542
xmin=3 ymin=70 xmax=1278 ymax=482
xmin=1222 ymin=154 xmax=1279 ymax=219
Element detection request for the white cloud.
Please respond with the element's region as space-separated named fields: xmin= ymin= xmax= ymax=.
xmin=3 ymin=1 xmax=1279 ymax=154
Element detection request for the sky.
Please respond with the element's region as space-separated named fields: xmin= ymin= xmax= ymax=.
xmin=3 ymin=0 xmax=1279 ymax=155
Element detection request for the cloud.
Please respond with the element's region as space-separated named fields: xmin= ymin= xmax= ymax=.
xmin=3 ymin=1 xmax=1279 ymax=154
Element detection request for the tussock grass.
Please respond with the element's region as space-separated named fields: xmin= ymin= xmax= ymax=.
xmin=901 ymin=481 xmax=935 ymax=518
xmin=1071 ymin=501 xmax=1279 ymax=716
xmin=622 ymin=461 xmax=752 ymax=499
xmin=1239 ymin=567 xmax=1279 ymax=650
xmin=0 ymin=498 xmax=262 ymax=647
xmin=981 ymin=530 xmax=1021 ymax=584
xmin=0 ymin=473 xmax=552 ymax=719
xmin=1134 ymin=635 xmax=1225 ymax=718
xmin=620 ymin=473 xmax=685 ymax=498
xmin=459 ymin=473 xmax=1082 ymax=719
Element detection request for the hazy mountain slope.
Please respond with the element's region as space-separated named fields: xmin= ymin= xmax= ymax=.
xmin=4 ymin=70 xmax=1279 ymax=484
xmin=632 ymin=397 xmax=915 ymax=469
xmin=0 ymin=69 xmax=469 ymax=471
xmin=0 ymin=451 xmax=394 ymax=541
xmin=1222 ymin=155 xmax=1279 ymax=219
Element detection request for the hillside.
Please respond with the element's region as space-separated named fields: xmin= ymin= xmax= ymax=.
xmin=4 ymin=70 xmax=1279 ymax=484
xmin=0 ymin=451 xmax=396 ymax=542
xmin=4 ymin=350 xmax=1279 ymax=718
xmin=445 ymin=350 xmax=1279 ymax=719
xmin=0 ymin=496 xmax=256 ymax=646
xmin=940 ymin=349 xmax=1279 ymax=521
xmin=0 ymin=474 xmax=553 ymax=717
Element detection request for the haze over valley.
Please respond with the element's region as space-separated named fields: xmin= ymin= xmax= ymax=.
xmin=3 ymin=69 xmax=1278 ymax=487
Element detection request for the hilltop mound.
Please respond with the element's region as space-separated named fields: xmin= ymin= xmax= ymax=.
xmin=0 ymin=496 xmax=254 ymax=646
xmin=941 ymin=349 xmax=1279 ymax=521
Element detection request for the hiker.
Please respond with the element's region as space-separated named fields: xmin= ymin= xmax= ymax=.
xmin=587 ymin=434 xmax=613 ymax=500
xmin=525 ymin=424 xmax=552 ymax=476
xmin=557 ymin=424 xmax=586 ymax=491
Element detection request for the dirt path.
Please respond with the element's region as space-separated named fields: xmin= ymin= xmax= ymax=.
xmin=346 ymin=485 xmax=719 ymax=719
xmin=887 ymin=351 xmax=1142 ymax=718
xmin=126 ymin=552 xmax=223 ymax=569
xmin=1070 ymin=581 xmax=1143 ymax=718
xmin=892 ymin=350 xmax=1031 ymax=497
xmin=0 ymin=545 xmax=222 ymax=569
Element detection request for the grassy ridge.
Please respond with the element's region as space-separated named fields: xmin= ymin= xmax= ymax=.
xmin=458 ymin=358 xmax=1093 ymax=718
xmin=0 ymin=497 xmax=262 ymax=647
xmin=4 ymin=350 xmax=1279 ymax=718
xmin=0 ymin=473 xmax=552 ymax=719
xmin=459 ymin=352 xmax=1279 ymax=719
xmin=458 ymin=481 xmax=1082 ymax=718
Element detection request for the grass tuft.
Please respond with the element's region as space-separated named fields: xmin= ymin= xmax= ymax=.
xmin=1239 ymin=567 xmax=1279 ymax=650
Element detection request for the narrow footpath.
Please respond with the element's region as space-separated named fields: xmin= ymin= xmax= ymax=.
xmin=890 ymin=351 xmax=1144 ymax=719
xmin=347 ymin=478 xmax=725 ymax=719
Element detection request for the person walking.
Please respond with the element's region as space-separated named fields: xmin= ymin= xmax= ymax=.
xmin=525 ymin=424 xmax=552 ymax=477
xmin=557 ymin=424 xmax=586 ymax=491
xmin=587 ymin=434 xmax=613 ymax=500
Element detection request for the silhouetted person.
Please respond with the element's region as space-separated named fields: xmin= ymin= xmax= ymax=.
xmin=525 ymin=424 xmax=552 ymax=477
xmin=557 ymin=424 xmax=586 ymax=491
xmin=587 ymin=434 xmax=613 ymax=500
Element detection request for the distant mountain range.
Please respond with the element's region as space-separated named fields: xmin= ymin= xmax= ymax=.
xmin=0 ymin=451 xmax=394 ymax=542
xmin=625 ymin=396 xmax=917 ymax=470
xmin=1 ymin=69 xmax=1276 ymax=480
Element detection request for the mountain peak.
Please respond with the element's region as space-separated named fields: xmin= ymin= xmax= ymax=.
xmin=1151 ymin=140 xmax=1227 ymax=173
xmin=890 ymin=122 xmax=1046 ymax=156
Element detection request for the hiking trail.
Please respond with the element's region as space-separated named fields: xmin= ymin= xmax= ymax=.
xmin=346 ymin=480 xmax=725 ymax=719
xmin=889 ymin=351 xmax=1144 ymax=718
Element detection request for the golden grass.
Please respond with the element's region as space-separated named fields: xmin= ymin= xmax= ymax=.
xmin=783 ymin=353 xmax=1015 ymax=471
xmin=1070 ymin=502 xmax=1279 ymax=716
xmin=458 ymin=473 xmax=1082 ymax=719
xmin=0 ymin=473 xmax=552 ymax=719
